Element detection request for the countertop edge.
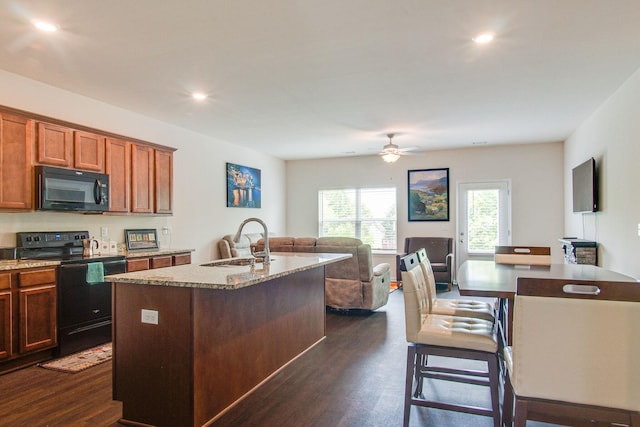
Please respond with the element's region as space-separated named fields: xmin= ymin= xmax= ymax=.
xmin=106 ymin=253 xmax=351 ymax=290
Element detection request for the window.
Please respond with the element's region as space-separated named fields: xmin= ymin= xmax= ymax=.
xmin=318 ymin=187 xmax=397 ymax=251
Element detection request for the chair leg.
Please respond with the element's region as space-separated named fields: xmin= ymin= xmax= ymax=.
xmin=513 ymin=398 xmax=528 ymax=427
xmin=404 ymin=345 xmax=417 ymax=427
xmin=488 ymin=353 xmax=501 ymax=427
xmin=414 ymin=353 xmax=427 ymax=398
xmin=502 ymin=370 xmax=514 ymax=426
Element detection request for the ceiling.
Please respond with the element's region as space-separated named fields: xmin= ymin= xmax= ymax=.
xmin=2 ymin=1 xmax=640 ymax=161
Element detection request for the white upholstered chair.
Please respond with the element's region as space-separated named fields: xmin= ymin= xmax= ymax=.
xmin=503 ymin=277 xmax=640 ymax=426
xmin=400 ymin=252 xmax=501 ymax=427
xmin=415 ymin=248 xmax=496 ymax=322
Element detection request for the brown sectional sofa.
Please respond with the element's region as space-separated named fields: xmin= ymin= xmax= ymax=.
xmin=248 ymin=236 xmax=392 ymax=311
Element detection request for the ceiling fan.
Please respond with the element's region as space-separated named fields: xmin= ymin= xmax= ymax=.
xmin=379 ymin=133 xmax=421 ymax=163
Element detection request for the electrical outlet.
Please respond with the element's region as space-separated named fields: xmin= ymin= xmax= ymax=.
xmin=101 ymin=227 xmax=108 ymax=238
xmin=162 ymin=226 xmax=170 ymax=236
xmin=141 ymin=309 xmax=159 ymax=325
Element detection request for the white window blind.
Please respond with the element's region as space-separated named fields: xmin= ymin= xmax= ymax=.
xmin=318 ymin=187 xmax=397 ymax=251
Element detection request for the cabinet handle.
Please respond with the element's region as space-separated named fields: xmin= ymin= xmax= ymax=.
xmin=562 ymin=284 xmax=601 ymax=295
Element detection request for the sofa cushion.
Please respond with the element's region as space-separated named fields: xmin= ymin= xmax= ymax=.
xmin=431 ymin=262 xmax=448 ymax=272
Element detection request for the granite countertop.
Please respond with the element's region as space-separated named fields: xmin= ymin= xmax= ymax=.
xmin=123 ymin=248 xmax=195 ymax=259
xmin=106 ymin=252 xmax=351 ymax=290
xmin=0 ymin=259 xmax=60 ymax=271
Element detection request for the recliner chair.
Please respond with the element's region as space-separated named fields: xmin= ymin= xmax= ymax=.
xmin=254 ymin=236 xmax=391 ymax=310
xmin=397 ymin=237 xmax=454 ymax=290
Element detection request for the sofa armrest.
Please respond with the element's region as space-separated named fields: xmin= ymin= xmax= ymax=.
xmin=218 ymin=239 xmax=232 ymax=259
xmin=395 ymin=253 xmax=408 ymax=282
xmin=374 ymin=262 xmax=391 ymax=277
xmin=446 ymin=252 xmax=454 ymax=281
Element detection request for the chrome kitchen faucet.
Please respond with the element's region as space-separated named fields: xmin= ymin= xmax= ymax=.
xmin=233 ymin=217 xmax=270 ymax=265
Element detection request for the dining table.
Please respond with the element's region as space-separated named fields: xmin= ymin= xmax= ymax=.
xmin=456 ymin=259 xmax=637 ymax=344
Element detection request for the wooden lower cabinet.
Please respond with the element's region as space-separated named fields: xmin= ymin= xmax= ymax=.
xmin=19 ymin=285 xmax=56 ymax=353
xmin=126 ymin=258 xmax=150 ymax=272
xmin=0 ymin=291 xmax=11 ymax=360
xmin=126 ymin=252 xmax=191 ymax=272
xmin=149 ymin=256 xmax=172 ymax=269
xmin=173 ymin=253 xmax=191 ymax=266
xmin=0 ymin=267 xmax=57 ymax=372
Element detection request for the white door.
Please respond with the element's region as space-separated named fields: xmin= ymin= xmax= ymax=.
xmin=456 ymin=181 xmax=511 ymax=269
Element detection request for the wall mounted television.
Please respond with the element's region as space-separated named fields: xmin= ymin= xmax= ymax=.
xmin=572 ymin=157 xmax=598 ymax=213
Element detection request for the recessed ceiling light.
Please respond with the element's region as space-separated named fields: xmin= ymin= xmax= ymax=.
xmin=472 ymin=33 xmax=494 ymax=44
xmin=192 ymin=92 xmax=208 ymax=101
xmin=33 ymin=20 xmax=59 ymax=32
xmin=472 ymin=141 xmax=488 ymax=145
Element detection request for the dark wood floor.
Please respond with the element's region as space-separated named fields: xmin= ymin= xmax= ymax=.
xmin=0 ymin=288 xmax=557 ymax=427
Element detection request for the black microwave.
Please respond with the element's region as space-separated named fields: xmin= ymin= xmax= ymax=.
xmin=35 ymin=166 xmax=110 ymax=212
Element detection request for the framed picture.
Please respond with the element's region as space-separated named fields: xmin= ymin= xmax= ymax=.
xmin=125 ymin=229 xmax=159 ymax=251
xmin=226 ymin=162 xmax=261 ymax=208
xmin=408 ymin=168 xmax=450 ymax=221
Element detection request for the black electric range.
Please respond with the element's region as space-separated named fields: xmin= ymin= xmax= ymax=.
xmin=17 ymin=231 xmax=126 ymax=357
xmin=16 ymin=231 xmax=125 ymax=264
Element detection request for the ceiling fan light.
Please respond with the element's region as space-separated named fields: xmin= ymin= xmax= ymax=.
xmin=382 ymin=152 xmax=400 ymax=163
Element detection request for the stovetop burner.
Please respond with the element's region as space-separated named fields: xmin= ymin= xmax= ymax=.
xmin=16 ymin=231 xmax=125 ymax=264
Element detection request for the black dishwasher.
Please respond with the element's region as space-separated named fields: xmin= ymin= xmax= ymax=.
xmin=57 ymin=258 xmax=126 ymax=357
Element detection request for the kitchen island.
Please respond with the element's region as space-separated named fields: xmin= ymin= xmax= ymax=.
xmin=106 ymin=252 xmax=350 ymax=427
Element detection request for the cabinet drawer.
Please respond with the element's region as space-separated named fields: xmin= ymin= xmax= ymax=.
xmin=0 ymin=273 xmax=10 ymax=290
xmin=127 ymin=258 xmax=149 ymax=272
xmin=172 ymin=253 xmax=191 ymax=266
xmin=18 ymin=268 xmax=57 ymax=287
xmin=150 ymin=256 xmax=172 ymax=269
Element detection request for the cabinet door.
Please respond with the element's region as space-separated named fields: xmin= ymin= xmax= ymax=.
xmin=106 ymin=138 xmax=131 ymax=212
xmin=172 ymin=253 xmax=191 ymax=266
xmin=0 ymin=292 xmax=11 ymax=360
xmin=131 ymin=144 xmax=154 ymax=213
xmin=154 ymin=149 xmax=173 ymax=214
xmin=37 ymin=122 xmax=72 ymax=167
xmin=74 ymin=131 xmax=105 ymax=172
xmin=126 ymin=258 xmax=150 ymax=272
xmin=19 ymin=285 xmax=56 ymax=353
xmin=0 ymin=113 xmax=33 ymax=210
xmin=150 ymin=256 xmax=172 ymax=269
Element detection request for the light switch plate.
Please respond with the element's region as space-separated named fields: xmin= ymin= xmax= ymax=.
xmin=141 ymin=309 xmax=159 ymax=325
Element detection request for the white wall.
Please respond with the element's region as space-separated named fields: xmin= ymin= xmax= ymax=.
xmin=287 ymin=142 xmax=565 ymax=277
xmin=564 ymin=66 xmax=640 ymax=279
xmin=0 ymin=70 xmax=287 ymax=263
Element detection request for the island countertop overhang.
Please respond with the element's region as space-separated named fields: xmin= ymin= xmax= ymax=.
xmin=105 ymin=252 xmax=351 ymax=290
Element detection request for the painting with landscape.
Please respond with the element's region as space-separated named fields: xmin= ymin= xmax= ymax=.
xmin=408 ymin=168 xmax=449 ymax=221
xmin=227 ymin=162 xmax=261 ymax=208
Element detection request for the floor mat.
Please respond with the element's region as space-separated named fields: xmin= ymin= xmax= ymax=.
xmin=38 ymin=343 xmax=112 ymax=373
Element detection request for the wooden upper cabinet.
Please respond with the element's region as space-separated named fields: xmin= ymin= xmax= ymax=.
xmin=105 ymin=137 xmax=131 ymax=213
xmin=0 ymin=113 xmax=33 ymax=210
xmin=74 ymin=131 xmax=105 ymax=172
xmin=131 ymin=143 xmax=154 ymax=213
xmin=155 ymin=149 xmax=173 ymax=214
xmin=37 ymin=122 xmax=72 ymax=167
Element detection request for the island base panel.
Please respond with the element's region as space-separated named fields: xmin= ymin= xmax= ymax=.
xmin=113 ymin=266 xmax=326 ymax=427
